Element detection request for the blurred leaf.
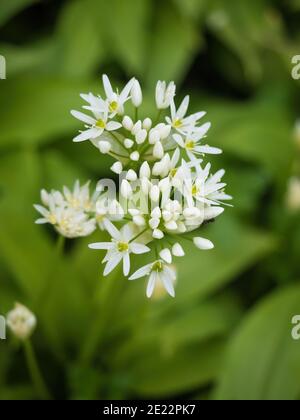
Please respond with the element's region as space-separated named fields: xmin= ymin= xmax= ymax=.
xmin=56 ymin=0 xmax=105 ymax=78
xmin=0 ymin=385 xmax=36 ymax=400
xmin=203 ymin=95 xmax=294 ymax=178
xmin=146 ymin=4 xmax=200 ymax=87
xmin=113 ymin=293 xmax=242 ymax=369
xmin=172 ymin=0 xmax=208 ymax=20
xmin=0 ymin=40 xmax=58 ymax=77
xmin=106 ymin=0 xmax=151 ymax=75
xmin=0 ymin=0 xmax=37 ymax=27
xmin=215 ymin=284 xmax=300 ymax=400
xmin=132 ymin=338 xmax=226 ymax=397
xmin=41 ymin=149 xmax=89 ymax=190
xmin=67 ymin=364 xmax=102 ymax=400
xmin=0 ymin=77 xmax=99 ymax=148
xmin=207 ymin=0 xmax=266 ymax=83
xmin=170 ymin=214 xmax=276 ymax=306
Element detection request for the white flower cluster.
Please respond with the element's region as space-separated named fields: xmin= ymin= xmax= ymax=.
xmin=35 ymin=75 xmax=232 ymax=298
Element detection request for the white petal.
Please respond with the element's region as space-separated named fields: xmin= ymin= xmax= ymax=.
xmin=129 ymin=263 xmax=152 ymax=280
xmin=177 ymin=95 xmax=189 ymax=119
xmin=88 ymin=242 xmax=113 ymax=250
xmin=146 ymin=272 xmax=157 ymax=298
xmin=104 ymin=219 xmax=122 ymax=240
xmin=73 ymin=129 xmax=97 ymax=142
xmin=173 ymin=134 xmax=185 ymax=148
xmin=103 ymin=253 xmax=123 ymax=276
xmin=130 ymin=243 xmax=150 ymax=255
xmin=123 ymin=252 xmax=130 ymax=276
xmin=102 ymin=74 xmax=113 ymax=98
xmin=159 ymin=248 xmax=172 ymax=264
xmin=161 ymin=271 xmax=175 ymax=297
xmin=71 ymin=110 xmax=95 ymax=125
xmin=195 ymin=145 xmax=222 ymax=155
xmin=106 ymin=121 xmax=122 ymax=131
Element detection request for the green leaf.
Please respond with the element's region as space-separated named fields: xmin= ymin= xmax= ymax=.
xmin=215 ymin=284 xmax=300 ymax=400
xmin=0 ymin=40 xmax=58 ymax=77
xmin=202 ymin=95 xmax=294 ymax=178
xmin=0 ymin=77 xmax=100 ymax=148
xmin=145 ymin=4 xmax=200 ymax=87
xmin=56 ymin=0 xmax=105 ymax=78
xmin=132 ymin=338 xmax=226 ymax=397
xmin=0 ymin=0 xmax=37 ymax=27
xmin=106 ymin=0 xmax=151 ymax=75
xmin=113 ymin=294 xmax=242 ymax=370
xmin=171 ymin=214 xmax=276 ymax=306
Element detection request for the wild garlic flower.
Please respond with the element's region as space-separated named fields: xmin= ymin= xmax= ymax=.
xmin=129 ymin=260 xmax=177 ymax=298
xmin=89 ymin=221 xmax=150 ymax=276
xmin=35 ymin=75 xmax=232 ymax=298
xmin=34 ymin=180 xmax=98 ymax=238
xmin=7 ymin=303 xmax=37 ymax=340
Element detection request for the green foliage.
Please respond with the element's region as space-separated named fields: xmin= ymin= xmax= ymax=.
xmin=0 ymin=0 xmax=300 ymax=401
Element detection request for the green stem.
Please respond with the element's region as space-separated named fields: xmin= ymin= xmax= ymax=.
xmin=56 ymin=235 xmax=65 ymax=255
xmin=130 ymin=227 xmax=149 ymax=243
xmin=79 ymin=269 xmax=123 ymax=365
xmin=135 ymin=107 xmax=139 ymax=122
xmin=23 ymin=339 xmax=52 ymax=400
xmin=155 ymin=109 xmax=162 ymax=125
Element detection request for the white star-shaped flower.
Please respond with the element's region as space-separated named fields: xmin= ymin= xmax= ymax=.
xmin=89 ymin=221 xmax=150 ymax=276
xmin=129 ymin=260 xmax=176 ymax=298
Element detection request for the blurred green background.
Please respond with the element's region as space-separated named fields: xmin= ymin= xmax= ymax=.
xmin=0 ymin=0 xmax=300 ymax=401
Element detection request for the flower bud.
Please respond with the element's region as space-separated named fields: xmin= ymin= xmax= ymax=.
xmin=121 ymin=179 xmax=133 ymax=199
xmin=172 ymin=243 xmax=185 ymax=257
xmin=124 ymin=138 xmax=134 ymax=149
xmin=130 ymin=151 xmax=140 ymax=161
xmin=111 ymin=161 xmax=123 ymax=175
xmin=156 ymin=80 xmax=176 ymax=109
xmin=131 ymin=121 xmax=142 ymax=135
xmin=150 ymin=185 xmax=160 ymax=202
xmin=153 ymin=141 xmax=164 ymax=159
xmin=149 ymin=129 xmax=160 ymax=144
xmin=204 ymin=206 xmax=224 ymax=221
xmin=98 ymin=141 xmax=111 ymax=154
xmin=7 ymin=303 xmax=36 ymax=340
xmin=136 ymin=129 xmax=147 ymax=144
xmin=131 ymin=79 xmax=143 ymax=107
xmin=143 ymin=118 xmax=152 ymax=130
xmin=193 ymin=237 xmax=214 ymax=250
xmin=126 ymin=169 xmax=137 ymax=182
xmin=140 ymin=162 xmax=151 ymax=179
xmin=122 ymin=116 xmax=134 ymax=131
xmin=159 ymin=248 xmax=172 ymax=264
xmin=153 ymin=229 xmax=164 ymax=239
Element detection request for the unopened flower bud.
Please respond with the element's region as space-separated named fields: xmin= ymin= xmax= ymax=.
xmin=153 ymin=141 xmax=164 ymax=159
xmin=123 ymin=116 xmax=134 ymax=131
xmin=131 ymin=79 xmax=143 ymax=107
xmin=98 ymin=141 xmax=111 ymax=154
xmin=7 ymin=303 xmax=36 ymax=340
xmin=111 ymin=161 xmax=123 ymax=174
xmin=193 ymin=237 xmax=214 ymax=250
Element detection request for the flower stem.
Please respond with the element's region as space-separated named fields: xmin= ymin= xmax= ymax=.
xmin=23 ymin=339 xmax=52 ymax=400
xmin=130 ymin=227 xmax=149 ymax=243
